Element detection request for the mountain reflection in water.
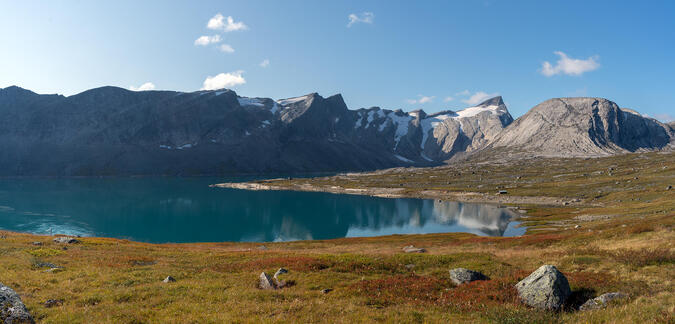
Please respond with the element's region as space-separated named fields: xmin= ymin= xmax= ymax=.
xmin=0 ymin=178 xmax=524 ymax=243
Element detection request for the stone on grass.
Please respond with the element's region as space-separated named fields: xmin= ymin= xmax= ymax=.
xmin=258 ymin=272 xmax=277 ymax=290
xmin=515 ymin=265 xmax=571 ymax=310
xmin=449 ymin=268 xmax=489 ymax=285
xmin=321 ymin=288 xmax=333 ymax=294
xmin=43 ymin=299 xmax=63 ymax=308
xmin=31 ymin=242 xmax=42 ymax=246
xmin=162 ymin=276 xmax=176 ymax=283
xmin=579 ymin=292 xmax=627 ymax=311
xmin=1 ymin=282 xmax=35 ymax=324
xmin=53 ymin=237 xmax=79 ymax=244
xmin=405 ymin=264 xmax=416 ymax=270
xmin=402 ymin=245 xmax=426 ymax=253
xmin=273 ymin=268 xmax=288 ymax=280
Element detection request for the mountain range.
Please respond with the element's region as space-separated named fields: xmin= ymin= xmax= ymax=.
xmin=0 ymin=85 xmax=672 ymax=176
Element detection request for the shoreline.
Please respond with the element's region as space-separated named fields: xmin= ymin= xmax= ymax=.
xmin=210 ymin=181 xmax=579 ymax=207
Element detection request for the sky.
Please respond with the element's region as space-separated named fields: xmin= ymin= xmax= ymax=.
xmin=1 ymin=0 xmax=674 ymax=121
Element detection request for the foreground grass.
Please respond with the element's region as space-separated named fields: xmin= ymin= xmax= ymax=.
xmin=1 ymin=152 xmax=673 ymax=323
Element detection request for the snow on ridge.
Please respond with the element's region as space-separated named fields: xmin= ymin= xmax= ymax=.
xmin=453 ymin=105 xmax=500 ymax=118
xmin=277 ymin=95 xmax=310 ymax=106
xmin=420 ymin=152 xmax=434 ymax=162
xmin=394 ymin=154 xmax=414 ymax=163
xmin=238 ymin=97 xmax=265 ymax=107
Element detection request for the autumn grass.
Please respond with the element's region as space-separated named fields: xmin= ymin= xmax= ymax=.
xmin=0 ymin=152 xmax=673 ymax=323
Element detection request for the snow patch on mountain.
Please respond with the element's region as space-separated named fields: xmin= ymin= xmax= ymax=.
xmin=277 ymin=95 xmax=310 ymax=106
xmin=238 ymin=97 xmax=265 ymax=107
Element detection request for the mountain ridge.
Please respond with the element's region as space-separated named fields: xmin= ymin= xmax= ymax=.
xmin=0 ymin=86 xmax=671 ymax=176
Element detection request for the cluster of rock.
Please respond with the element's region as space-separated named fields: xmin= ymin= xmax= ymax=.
xmin=259 ymin=268 xmax=290 ymax=290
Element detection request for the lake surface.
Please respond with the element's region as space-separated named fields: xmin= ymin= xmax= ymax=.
xmin=0 ymin=178 xmax=525 ymax=243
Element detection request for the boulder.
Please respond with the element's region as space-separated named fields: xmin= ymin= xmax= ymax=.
xmin=579 ymin=292 xmax=627 ymax=311
xmin=320 ymin=288 xmax=333 ymax=294
xmin=273 ymin=268 xmax=288 ymax=280
xmin=0 ymin=283 xmax=35 ymax=324
xmin=258 ymin=272 xmax=276 ymax=290
xmin=449 ymin=268 xmax=489 ymax=285
xmin=53 ymin=237 xmax=79 ymax=244
xmin=515 ymin=265 xmax=571 ymax=310
xmin=162 ymin=276 xmax=176 ymax=283
xmin=402 ymin=245 xmax=426 ymax=253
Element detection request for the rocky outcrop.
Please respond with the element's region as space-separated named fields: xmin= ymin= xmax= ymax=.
xmin=449 ymin=268 xmax=489 ymax=285
xmin=488 ymin=98 xmax=673 ymax=157
xmin=53 ymin=237 xmax=79 ymax=244
xmin=515 ymin=265 xmax=571 ymax=310
xmin=0 ymin=283 xmax=35 ymax=324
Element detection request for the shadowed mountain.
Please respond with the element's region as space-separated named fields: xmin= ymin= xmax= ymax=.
xmin=0 ymin=86 xmax=513 ymax=176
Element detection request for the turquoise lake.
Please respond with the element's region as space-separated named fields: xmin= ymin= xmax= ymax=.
xmin=0 ymin=178 xmax=525 ymax=243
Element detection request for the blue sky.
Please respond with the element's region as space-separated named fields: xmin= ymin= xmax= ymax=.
xmin=1 ymin=1 xmax=673 ymax=120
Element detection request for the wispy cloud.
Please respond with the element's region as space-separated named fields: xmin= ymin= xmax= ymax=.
xmin=541 ymin=51 xmax=600 ymax=77
xmin=443 ymin=96 xmax=454 ymax=102
xmin=129 ymin=82 xmax=155 ymax=91
xmin=462 ymin=91 xmax=499 ymax=105
xmin=259 ymin=59 xmax=270 ymax=68
xmin=455 ymin=90 xmax=470 ymax=96
xmin=406 ymin=95 xmax=435 ymax=104
xmin=207 ymin=14 xmax=248 ymax=32
xmin=218 ymin=44 xmax=235 ymax=53
xmin=194 ymin=35 xmax=221 ymax=46
xmin=201 ymin=71 xmax=246 ymax=90
xmin=347 ymin=12 xmax=374 ymax=27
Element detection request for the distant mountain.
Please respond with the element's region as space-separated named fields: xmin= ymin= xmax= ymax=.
xmin=487 ymin=97 xmax=674 ymax=157
xmin=0 ymin=86 xmax=513 ymax=176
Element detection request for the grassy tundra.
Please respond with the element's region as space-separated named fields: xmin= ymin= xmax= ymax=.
xmin=1 ymin=152 xmax=673 ymax=323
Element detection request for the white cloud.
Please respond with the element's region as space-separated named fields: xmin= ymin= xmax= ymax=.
xmin=219 ymin=44 xmax=235 ymax=53
xmin=201 ymin=71 xmax=246 ymax=90
xmin=406 ymin=95 xmax=435 ymax=104
xmin=207 ymin=14 xmax=248 ymax=32
xmin=194 ymin=35 xmax=221 ymax=46
xmin=259 ymin=59 xmax=270 ymax=68
xmin=455 ymin=90 xmax=470 ymax=96
xmin=541 ymin=51 xmax=600 ymax=77
xmin=443 ymin=96 xmax=454 ymax=102
xmin=462 ymin=91 xmax=499 ymax=105
xmin=129 ymin=82 xmax=155 ymax=91
xmin=347 ymin=12 xmax=374 ymax=27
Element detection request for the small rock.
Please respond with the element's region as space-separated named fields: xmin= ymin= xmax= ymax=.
xmin=258 ymin=272 xmax=277 ymax=290
xmin=257 ymin=245 xmax=268 ymax=250
xmin=32 ymin=242 xmax=43 ymax=246
xmin=162 ymin=276 xmax=176 ymax=283
xmin=405 ymin=264 xmax=416 ymax=270
xmin=402 ymin=245 xmax=426 ymax=253
xmin=43 ymin=267 xmax=64 ymax=273
xmin=34 ymin=262 xmax=60 ymax=269
xmin=667 ymin=185 xmax=672 ymax=191
xmin=515 ymin=265 xmax=571 ymax=310
xmin=53 ymin=237 xmax=79 ymax=244
xmin=321 ymin=288 xmax=333 ymax=294
xmin=0 ymin=282 xmax=35 ymax=324
xmin=580 ymin=292 xmax=627 ymax=311
xmin=449 ymin=268 xmax=489 ymax=285
xmin=44 ymin=299 xmax=63 ymax=308
xmin=273 ymin=268 xmax=288 ymax=280
xmin=498 ymin=190 xmax=508 ymax=195
xmin=574 ymin=225 xmax=581 ymax=229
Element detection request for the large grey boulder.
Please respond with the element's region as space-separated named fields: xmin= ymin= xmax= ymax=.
xmin=515 ymin=265 xmax=571 ymax=310
xmin=449 ymin=268 xmax=489 ymax=285
xmin=53 ymin=237 xmax=79 ymax=244
xmin=402 ymin=245 xmax=426 ymax=253
xmin=579 ymin=292 xmax=627 ymax=311
xmin=258 ymin=272 xmax=276 ymax=290
xmin=0 ymin=283 xmax=35 ymax=324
